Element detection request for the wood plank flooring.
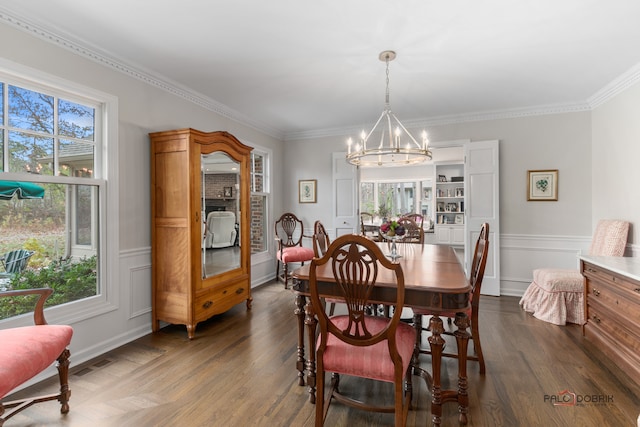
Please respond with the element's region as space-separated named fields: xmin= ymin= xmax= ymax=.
xmin=6 ymin=281 xmax=640 ymax=426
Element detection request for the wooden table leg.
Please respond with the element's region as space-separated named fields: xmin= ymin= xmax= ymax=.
xmin=304 ymin=300 xmax=318 ymax=404
xmin=428 ymin=315 xmax=445 ymax=427
xmin=294 ymin=294 xmax=306 ymax=386
xmin=454 ymin=312 xmax=471 ymax=425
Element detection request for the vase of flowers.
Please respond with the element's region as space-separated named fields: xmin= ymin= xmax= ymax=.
xmin=379 ymin=220 xmax=406 ymax=259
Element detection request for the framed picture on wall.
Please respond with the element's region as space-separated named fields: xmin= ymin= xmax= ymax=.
xmin=223 ymin=187 xmax=233 ymax=198
xmin=299 ymin=179 xmax=317 ymax=203
xmin=527 ymin=169 xmax=558 ymax=201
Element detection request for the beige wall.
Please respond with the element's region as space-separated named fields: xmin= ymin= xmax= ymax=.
xmin=285 ymin=111 xmax=593 ymax=237
xmin=592 ymin=81 xmax=640 ymax=246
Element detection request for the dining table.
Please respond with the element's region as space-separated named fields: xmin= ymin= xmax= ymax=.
xmin=292 ymin=241 xmax=472 ymax=426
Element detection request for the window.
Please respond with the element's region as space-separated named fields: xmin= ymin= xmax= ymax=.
xmin=360 ymin=180 xmax=417 ymax=219
xmin=249 ymin=150 xmax=269 ymax=254
xmin=0 ymin=62 xmax=116 ymax=322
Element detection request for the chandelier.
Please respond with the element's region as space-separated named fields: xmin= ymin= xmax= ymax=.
xmin=346 ymin=51 xmax=432 ymax=167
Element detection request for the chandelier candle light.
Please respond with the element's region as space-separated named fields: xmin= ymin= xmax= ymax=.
xmin=346 ymin=50 xmax=432 ymax=167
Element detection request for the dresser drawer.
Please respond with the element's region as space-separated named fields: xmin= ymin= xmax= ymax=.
xmin=583 ymin=263 xmax=640 ymax=304
xmin=195 ymin=282 xmax=248 ymax=321
xmin=586 ymin=280 xmax=640 ymax=323
xmin=587 ymin=297 xmax=640 ymax=355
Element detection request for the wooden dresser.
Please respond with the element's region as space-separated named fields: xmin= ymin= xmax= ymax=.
xmin=581 ymin=256 xmax=640 ymax=385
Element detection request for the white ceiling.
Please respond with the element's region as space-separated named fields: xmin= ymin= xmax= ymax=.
xmin=2 ymin=1 xmax=640 ymax=140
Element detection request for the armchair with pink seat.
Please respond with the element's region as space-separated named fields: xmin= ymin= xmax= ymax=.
xmin=519 ymin=219 xmax=630 ymax=326
xmin=0 ymin=288 xmax=73 ymax=425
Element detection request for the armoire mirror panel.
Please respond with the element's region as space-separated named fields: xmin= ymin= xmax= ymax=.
xmin=201 ymin=151 xmax=240 ymax=278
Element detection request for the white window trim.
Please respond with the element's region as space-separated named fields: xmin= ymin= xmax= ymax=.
xmin=246 ymin=141 xmax=272 ymax=261
xmin=0 ymin=58 xmax=119 ymax=328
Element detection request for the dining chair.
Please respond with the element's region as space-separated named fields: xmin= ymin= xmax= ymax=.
xmin=519 ymin=219 xmax=629 ymax=325
xmin=360 ymin=212 xmax=380 ymax=241
xmin=401 ymin=213 xmax=423 ymax=228
xmin=274 ymin=212 xmax=315 ymax=288
xmin=312 ymin=220 xmax=339 ymax=316
xmin=396 ymin=216 xmax=424 ymax=245
xmin=309 ymin=234 xmax=416 ymax=427
xmin=412 ymin=223 xmax=490 ymax=374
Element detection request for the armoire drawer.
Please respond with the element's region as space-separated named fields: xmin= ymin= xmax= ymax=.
xmin=195 ymin=282 xmax=248 ymax=320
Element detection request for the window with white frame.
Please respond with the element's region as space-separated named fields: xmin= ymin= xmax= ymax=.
xmin=0 ymin=65 xmax=114 ymax=321
xmin=249 ymin=150 xmax=269 ymax=254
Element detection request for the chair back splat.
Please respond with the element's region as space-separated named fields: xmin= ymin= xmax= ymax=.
xmin=310 ymin=234 xmax=415 ymax=426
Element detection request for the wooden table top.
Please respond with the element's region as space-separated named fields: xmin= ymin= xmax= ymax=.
xmin=293 ymin=242 xmax=470 ymax=311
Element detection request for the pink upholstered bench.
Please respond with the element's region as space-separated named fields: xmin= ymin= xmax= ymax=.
xmin=0 ymin=288 xmax=73 ymax=425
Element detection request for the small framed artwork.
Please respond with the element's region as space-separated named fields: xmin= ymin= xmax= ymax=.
xmin=223 ymin=186 xmax=233 ymax=198
xmin=527 ymin=169 xmax=558 ymax=201
xmin=438 ymin=174 xmax=447 ymax=182
xmin=455 ymin=187 xmax=464 ymax=197
xmin=299 ymin=179 xmax=317 ymax=203
xmin=455 ymin=214 xmax=464 ymax=224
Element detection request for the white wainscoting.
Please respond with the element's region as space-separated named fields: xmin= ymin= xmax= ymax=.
xmin=499 ymin=233 xmax=591 ymax=297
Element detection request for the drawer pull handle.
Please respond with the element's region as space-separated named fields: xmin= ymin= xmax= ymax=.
xmin=592 ymin=315 xmax=601 ymax=323
xmin=203 ymin=300 xmax=213 ymax=309
xmin=592 ymin=289 xmax=600 ymax=296
xmin=236 ymin=288 xmax=244 ymax=294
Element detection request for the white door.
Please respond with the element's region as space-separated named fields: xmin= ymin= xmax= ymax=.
xmin=464 ymin=140 xmax=500 ymax=296
xmin=332 ymin=152 xmax=358 ymax=237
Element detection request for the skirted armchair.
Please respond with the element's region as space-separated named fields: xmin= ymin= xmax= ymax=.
xmin=519 ymin=219 xmax=630 ymax=325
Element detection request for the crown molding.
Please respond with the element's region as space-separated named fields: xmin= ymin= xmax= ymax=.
xmin=587 ymin=62 xmax=640 ymax=109
xmin=285 ymin=102 xmax=592 ymax=141
xmin=0 ymin=9 xmax=285 ymax=140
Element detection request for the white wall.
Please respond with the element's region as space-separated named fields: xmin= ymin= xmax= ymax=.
xmin=0 ymin=21 xmax=285 ymax=381
xmin=286 ymin=111 xmax=594 ymax=296
xmin=592 ymin=80 xmax=640 ymax=247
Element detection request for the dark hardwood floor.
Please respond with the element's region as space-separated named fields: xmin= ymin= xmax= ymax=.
xmin=6 ymin=281 xmax=640 ymax=426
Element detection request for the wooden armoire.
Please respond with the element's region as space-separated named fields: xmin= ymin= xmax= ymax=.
xmin=150 ymin=128 xmax=252 ymax=339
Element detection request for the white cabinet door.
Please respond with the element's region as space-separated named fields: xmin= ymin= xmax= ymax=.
xmin=452 ymin=226 xmax=465 ymax=245
xmin=464 ymin=140 xmax=500 ymax=296
xmin=435 ymin=226 xmax=452 ymax=244
xmin=435 ymin=225 xmax=464 ymax=245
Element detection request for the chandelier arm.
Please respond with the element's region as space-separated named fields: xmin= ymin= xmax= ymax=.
xmin=389 ymin=112 xmax=421 ymax=147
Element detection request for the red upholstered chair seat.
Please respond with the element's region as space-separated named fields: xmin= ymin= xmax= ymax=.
xmin=0 ymin=325 xmax=73 ymax=398
xmin=277 ymin=246 xmax=314 ymax=264
xmin=320 ymin=315 xmax=416 ymax=383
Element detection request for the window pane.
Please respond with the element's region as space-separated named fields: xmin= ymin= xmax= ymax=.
xmin=8 ymin=85 xmax=54 ymax=134
xmin=360 ymin=182 xmax=375 ymax=213
xmin=250 ymin=195 xmax=266 ymax=253
xmin=377 ymin=182 xmax=415 ymax=218
xmin=0 ymin=82 xmax=3 ymax=125
xmin=0 ymin=182 xmax=99 ymax=319
xmin=251 ymin=153 xmax=264 ymax=192
xmin=59 ymin=139 xmax=95 ymax=178
xmin=58 ymin=99 xmax=95 ymax=141
xmin=75 ymin=185 xmax=93 ymax=245
xmin=8 ymin=130 xmax=54 ymax=175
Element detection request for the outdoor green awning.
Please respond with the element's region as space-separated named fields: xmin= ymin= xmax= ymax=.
xmin=0 ymin=181 xmax=45 ymax=200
